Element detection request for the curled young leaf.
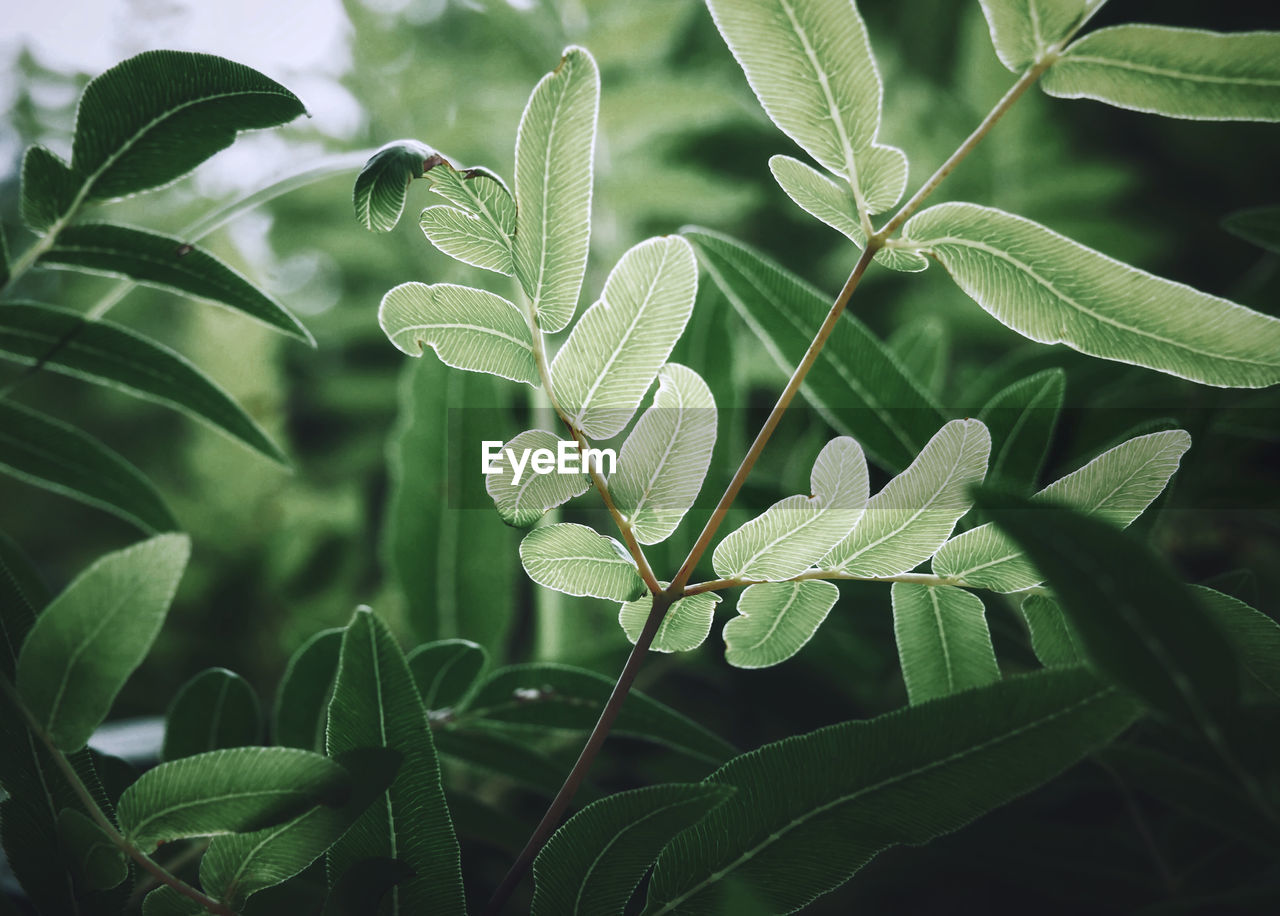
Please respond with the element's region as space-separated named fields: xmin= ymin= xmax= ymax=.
xmin=419 ymin=159 xmax=516 ymax=273
xmin=353 ymin=139 xmax=436 ymax=232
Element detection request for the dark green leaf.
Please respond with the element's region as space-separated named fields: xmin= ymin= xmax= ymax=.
xmin=644 ymin=668 xmax=1139 ymax=914
xmin=433 ymin=725 xmax=567 ymax=796
xmin=891 ymin=583 xmax=1000 ymax=705
xmin=978 ymin=368 xmax=1064 ymax=490
xmin=0 ymin=399 xmax=178 ymax=534
xmin=0 ymin=302 xmax=288 ymax=465
xmin=467 ymin=664 xmax=735 ymax=766
xmin=323 ymin=858 xmax=416 ymax=916
xmin=887 ymin=318 xmax=948 ymax=396
xmin=1223 ymin=205 xmax=1280 ymax=254
xmin=1020 ymin=594 xmax=1083 ymax=668
xmin=274 ymin=628 xmax=343 ymax=751
xmin=141 ymin=887 xmax=204 ymax=915
xmin=56 ymin=808 xmax=127 ymax=890
xmin=325 ymin=608 xmax=465 ymax=915
xmin=533 ymin=784 xmax=733 ymax=916
xmin=353 ymin=139 xmax=435 ymax=231
xmin=117 ymin=747 xmax=349 ymax=848
xmin=162 ymin=667 xmax=262 ymax=761
xmin=406 ymin=639 xmax=488 ymax=711
xmin=38 ymin=224 xmax=311 ymax=343
xmin=1194 ymin=586 xmax=1280 ymax=703
xmin=683 ymin=228 xmax=945 ymax=472
xmin=17 ymin=533 xmax=190 ymax=751
xmin=19 ymin=146 xmax=77 ymax=233
xmin=0 ymin=223 xmax=8 ymax=288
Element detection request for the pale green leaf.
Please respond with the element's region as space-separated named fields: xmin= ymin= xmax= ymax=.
xmin=979 ymin=0 xmax=1094 ymax=72
xmin=38 ymin=223 xmax=311 ymax=344
xmin=619 ymin=591 xmax=721 ymax=653
xmin=933 ymin=429 xmax=1191 ymax=591
xmin=892 ymin=583 xmax=999 ymax=704
xmin=768 ymin=156 xmax=927 ymax=272
xmin=352 ymin=140 xmax=434 ymax=232
xmin=979 ymin=368 xmax=1065 ymax=490
xmin=117 ymin=747 xmax=348 ymax=848
xmin=378 ymin=282 xmax=536 ymax=384
xmin=609 ymin=363 xmax=716 ymax=545
xmin=821 ymin=419 xmax=991 ymax=575
xmin=16 ymin=533 xmax=189 ymax=751
xmin=484 ymin=429 xmax=591 ymax=527
xmin=550 ymin=236 xmax=698 ymax=439
xmin=162 ymin=667 xmax=261 ymax=761
xmin=420 ymin=206 xmax=515 ymax=275
xmin=520 ymin=523 xmax=646 ymax=602
xmin=723 ymin=580 xmax=840 ymax=669
xmin=420 ymin=159 xmax=515 ymax=274
xmin=273 ymin=628 xmax=342 ymax=751
xmin=705 ymin=0 xmax=906 ymax=214
xmin=406 ymin=639 xmax=488 ymax=710
xmin=1044 ymin=25 xmax=1280 ymax=121
xmin=514 ymin=46 xmax=600 ymax=333
xmin=532 ymin=784 xmax=733 ymax=916
xmin=903 ymin=202 xmax=1280 ymax=387
xmin=1021 ymin=594 xmax=1083 ymax=668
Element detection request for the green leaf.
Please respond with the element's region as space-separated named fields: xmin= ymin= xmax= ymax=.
xmin=619 ymin=592 xmax=722 ymax=653
xmin=610 ymin=364 xmax=717 ymax=545
xmin=0 ymin=302 xmax=288 ymax=465
xmin=1193 ymin=586 xmax=1280 ymax=703
xmin=705 ymin=0 xmax=907 ymax=214
xmin=378 ymin=282 xmax=536 ymax=384
xmin=821 ymin=419 xmax=991 ymax=575
xmin=714 ymin=437 xmax=869 ymax=580
xmin=1020 ymin=594 xmax=1083 ymax=668
xmin=933 ymin=429 xmax=1191 ymax=591
xmin=16 ymin=533 xmax=190 ymax=751
xmin=514 ymin=46 xmax=600 ymax=333
xmin=1223 ymin=205 xmax=1280 ymax=254
xmin=978 ymin=0 xmax=1094 ymax=72
xmin=683 ymin=228 xmax=945 ymax=472
xmin=117 ymin=747 xmax=348 ymax=849
xmin=551 ymin=236 xmax=699 ymax=439
xmin=979 ymin=368 xmax=1065 ymax=490
xmin=20 ymin=146 xmax=77 ymax=233
xmin=324 ymin=858 xmax=416 ymax=916
xmin=38 ymin=224 xmax=311 ymax=343
xmin=892 ymin=583 xmax=999 ymax=704
xmin=975 ymin=490 xmax=1239 ymax=726
xmin=273 ymin=628 xmax=342 ymax=751
xmin=56 ymin=808 xmax=127 ymax=890
xmin=723 ymin=580 xmax=840 ymax=669
xmin=644 ymin=668 xmax=1139 ymax=914
xmin=406 ymin=639 xmax=488 ymax=710
xmin=903 ymin=202 xmax=1280 ymax=387
xmin=484 ymin=429 xmax=592 ymax=527
xmin=520 ymin=523 xmax=647 ymax=602
xmin=533 ymin=784 xmax=734 ymax=916
xmin=0 ymin=399 xmax=178 ymax=534
xmin=353 ymin=140 xmax=434 ymax=232
xmin=467 ymin=663 xmax=735 ymax=765
xmin=1044 ymin=25 xmax=1280 ymax=121
xmin=0 ymin=224 xmax=8 ymax=288
xmin=162 ymin=668 xmax=261 ymax=761
xmin=768 ymin=156 xmax=927 ymax=272
xmin=432 ymin=726 xmax=567 ymax=796
xmin=142 ymin=887 xmax=204 ymax=916
xmin=325 ymin=608 xmax=465 ymax=915
xmin=887 ymin=318 xmax=948 ymax=396
xmin=420 ymin=160 xmax=516 ymax=274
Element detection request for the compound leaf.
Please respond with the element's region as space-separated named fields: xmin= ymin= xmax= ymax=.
xmin=520 ymin=523 xmax=646 ymax=602
xmin=162 ymin=668 xmax=261 ymax=761
xmin=723 ymin=580 xmax=840 ymax=669
xmin=619 ymin=592 xmax=721 ymax=654
xmin=419 ymin=158 xmax=515 ymax=274
xmin=892 ymin=583 xmax=999 ymax=704
xmin=979 ymin=0 xmax=1094 ymax=72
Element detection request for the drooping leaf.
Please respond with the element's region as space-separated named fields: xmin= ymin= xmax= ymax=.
xmin=484 ymin=429 xmax=592 ymax=527
xmin=353 ymin=139 xmax=434 ymax=232
xmin=406 ymin=639 xmax=488 ymax=711
xmin=933 ymin=429 xmax=1191 ymax=591
xmin=514 ymin=46 xmax=600 ymax=333
xmin=644 ymin=668 xmax=1139 ymax=914
xmin=609 ymin=363 xmax=717 ymax=545
xmin=1044 ymin=25 xmax=1280 ymax=121
xmin=117 ymin=747 xmax=348 ymax=849
xmin=768 ymin=156 xmax=927 ymax=272
xmin=162 ymin=667 xmax=261 ymax=761
xmin=520 ymin=523 xmax=647 ymax=602
xmin=715 ymin=437 xmax=869 ymax=580
xmin=723 ymin=580 xmax=840 ymax=669
xmin=0 ymin=302 xmax=288 ymax=465
xmin=38 ymin=224 xmax=311 ymax=343
xmin=0 ymin=399 xmax=178 ymax=534
xmin=16 ymin=533 xmax=190 ymax=751
xmin=892 ymin=583 xmax=999 ymax=704
xmin=19 ymin=146 xmax=77 ymax=233
xmin=976 ymin=490 xmax=1239 ymax=727
xmin=683 ymin=228 xmax=945 ymax=472
xmin=978 ymin=368 xmax=1065 ymax=490
xmin=466 ymin=663 xmax=735 ymax=765
xmin=56 ymin=808 xmax=127 ymax=890
xmin=887 ymin=318 xmax=948 ymax=396
xmin=419 ymin=160 xmax=516 ymax=274
xmin=619 ymin=592 xmax=721 ymax=653
xmin=550 ymin=236 xmax=699 ymax=439
xmin=1020 ymin=594 xmax=1083 ymax=668
xmin=1223 ymin=205 xmax=1280 ymax=254
xmin=378 ymin=282 xmax=536 ymax=384
xmin=273 ymin=628 xmax=342 ymax=751
xmin=821 ymin=419 xmax=991 ymax=575
xmin=532 ymin=784 xmax=734 ymax=916
xmin=903 ymin=202 xmax=1280 ymax=387
xmin=325 ymin=608 xmax=465 ymax=915
xmin=1193 ymin=586 xmax=1280 ymax=703
xmin=705 ymin=0 xmax=907 ymax=214
xmin=979 ymin=0 xmax=1094 ymax=72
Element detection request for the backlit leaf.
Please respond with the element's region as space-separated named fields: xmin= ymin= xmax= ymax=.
xmin=520 ymin=523 xmax=646 ymax=602
xmin=619 ymin=592 xmax=721 ymax=653
xmin=162 ymin=668 xmax=261 ymax=761
xmin=420 ymin=160 xmax=515 ymax=274
xmin=892 ymin=583 xmax=999 ymax=704
xmin=485 ymin=429 xmax=591 ymax=527
xmin=979 ymin=0 xmax=1094 ymax=72
xmin=353 ymin=139 xmax=434 ymax=232
xmin=723 ymin=580 xmax=840 ymax=669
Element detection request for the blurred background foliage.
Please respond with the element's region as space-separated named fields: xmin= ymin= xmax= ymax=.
xmin=1 ymin=0 xmax=1277 ymax=911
